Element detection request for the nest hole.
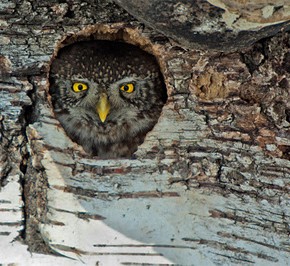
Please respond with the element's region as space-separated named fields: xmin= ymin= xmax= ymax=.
xmin=49 ymin=30 xmax=167 ymax=159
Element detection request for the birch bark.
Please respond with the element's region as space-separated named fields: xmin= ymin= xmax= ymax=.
xmin=0 ymin=1 xmax=289 ymax=265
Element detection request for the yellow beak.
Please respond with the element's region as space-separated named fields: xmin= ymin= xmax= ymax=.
xmin=96 ymin=93 xmax=110 ymax=123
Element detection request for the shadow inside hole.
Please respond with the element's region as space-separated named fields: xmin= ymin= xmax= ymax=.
xmin=49 ymin=40 xmax=167 ymax=159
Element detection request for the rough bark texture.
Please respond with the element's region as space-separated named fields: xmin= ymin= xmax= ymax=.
xmin=0 ymin=0 xmax=289 ymax=265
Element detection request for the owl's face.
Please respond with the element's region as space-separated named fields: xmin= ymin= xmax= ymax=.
xmin=49 ymin=41 xmax=166 ymax=158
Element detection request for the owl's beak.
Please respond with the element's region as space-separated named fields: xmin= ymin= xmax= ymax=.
xmin=96 ymin=93 xmax=110 ymax=123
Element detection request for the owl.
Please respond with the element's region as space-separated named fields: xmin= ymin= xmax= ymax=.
xmin=49 ymin=40 xmax=167 ymax=158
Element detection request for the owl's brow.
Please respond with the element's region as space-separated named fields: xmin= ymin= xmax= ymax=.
xmin=71 ymin=76 xmax=91 ymax=82
xmin=116 ymin=75 xmax=154 ymax=84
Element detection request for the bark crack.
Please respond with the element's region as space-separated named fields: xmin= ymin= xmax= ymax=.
xmin=17 ymin=76 xmax=54 ymax=254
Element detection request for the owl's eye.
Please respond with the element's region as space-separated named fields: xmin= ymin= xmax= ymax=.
xmin=120 ymin=83 xmax=135 ymax=93
xmin=72 ymin=82 xmax=88 ymax=92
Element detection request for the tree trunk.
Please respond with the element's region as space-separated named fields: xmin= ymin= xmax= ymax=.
xmin=0 ymin=0 xmax=289 ymax=265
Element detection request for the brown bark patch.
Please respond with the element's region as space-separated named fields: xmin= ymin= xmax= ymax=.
xmin=193 ymin=69 xmax=228 ymax=100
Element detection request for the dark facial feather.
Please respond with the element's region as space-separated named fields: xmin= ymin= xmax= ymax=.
xmin=49 ymin=40 xmax=166 ymax=158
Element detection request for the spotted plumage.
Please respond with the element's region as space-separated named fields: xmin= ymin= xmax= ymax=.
xmin=49 ymin=40 xmax=166 ymax=158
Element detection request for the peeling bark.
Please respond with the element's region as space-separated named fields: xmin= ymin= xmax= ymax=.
xmin=113 ymin=0 xmax=290 ymax=51
xmin=0 ymin=0 xmax=289 ymax=265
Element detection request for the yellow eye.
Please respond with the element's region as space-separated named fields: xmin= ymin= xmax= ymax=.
xmin=120 ymin=83 xmax=135 ymax=93
xmin=72 ymin=82 xmax=88 ymax=92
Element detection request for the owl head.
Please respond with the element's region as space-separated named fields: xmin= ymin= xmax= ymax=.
xmin=49 ymin=40 xmax=166 ymax=158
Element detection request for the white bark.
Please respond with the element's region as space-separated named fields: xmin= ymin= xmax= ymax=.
xmin=0 ymin=1 xmax=289 ymax=265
